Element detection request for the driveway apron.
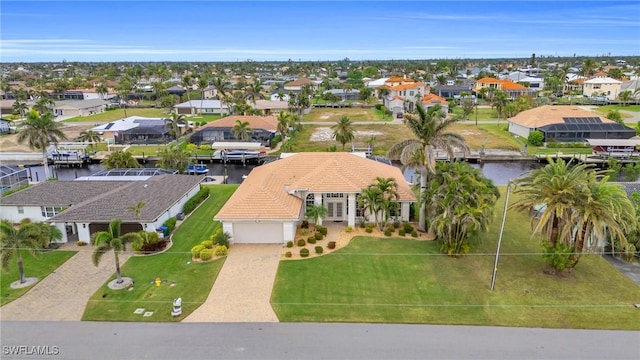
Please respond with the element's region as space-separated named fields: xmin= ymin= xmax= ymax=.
xmin=183 ymin=244 xmax=281 ymax=322
xmin=0 ymin=248 xmax=131 ymax=321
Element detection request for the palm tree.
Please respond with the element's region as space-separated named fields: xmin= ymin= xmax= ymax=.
xmin=12 ymin=99 xmax=28 ymax=118
xmin=618 ymin=90 xmax=633 ymax=107
xmin=165 ymin=113 xmax=187 ymax=141
xmin=373 ymin=177 xmax=400 ymax=226
xmin=276 ymin=111 xmax=292 ymax=139
xmin=245 ymin=80 xmax=265 ymax=104
xmin=126 ymin=201 xmax=146 ymax=219
xmin=358 ymin=186 xmax=384 ymax=227
xmin=492 ymin=90 xmax=509 ymax=123
xmin=92 ymin=219 xmax=141 ymax=285
xmin=582 ymin=59 xmax=596 ymax=78
xmin=17 ymin=109 xmax=67 ymax=180
xmin=197 ymin=74 xmax=209 ymax=113
xmin=231 ymin=120 xmax=252 ymax=141
xmin=0 ymin=220 xmax=59 ymax=285
xmin=101 ymin=149 xmax=141 ymax=169
xmin=182 ymin=75 xmax=193 ymax=103
xmin=32 ymin=98 xmax=55 ymax=115
xmin=305 ymin=204 xmax=328 ymax=226
xmin=77 ymin=130 xmax=101 ymax=150
xmin=331 ymin=116 xmax=355 ymax=151
xmin=387 ymin=103 xmax=468 ymax=231
xmin=511 ymin=158 xmax=635 ymax=270
xmin=157 ymin=144 xmax=193 ymax=173
xmin=96 ymin=82 xmax=109 ymax=100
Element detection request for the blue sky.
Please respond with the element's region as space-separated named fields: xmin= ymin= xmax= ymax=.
xmin=1 ymin=1 xmax=638 ymax=62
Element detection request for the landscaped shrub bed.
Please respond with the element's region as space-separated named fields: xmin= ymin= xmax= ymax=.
xmin=300 ymin=248 xmax=310 ymax=257
xmin=297 ymin=239 xmax=306 ymax=246
xmin=163 ymin=217 xmax=177 ymax=234
xmin=315 ymin=246 xmax=323 ymax=254
xmin=183 ymin=187 xmax=209 ymax=215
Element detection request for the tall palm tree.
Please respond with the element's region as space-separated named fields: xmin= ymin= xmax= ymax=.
xmin=492 ymin=90 xmax=509 ymax=123
xmin=182 ymin=75 xmax=193 ymax=103
xmin=165 ymin=113 xmax=187 ymax=141
xmin=32 ymin=98 xmax=55 ymax=115
xmin=276 ymin=111 xmax=292 ymax=139
xmin=231 ymin=120 xmax=252 ymax=141
xmin=126 ymin=201 xmax=146 ymax=219
xmin=373 ymin=177 xmax=400 ymax=226
xmin=92 ymin=219 xmax=141 ymax=285
xmin=77 ymin=130 xmax=101 ymax=150
xmin=331 ymin=116 xmax=355 ymax=151
xmin=358 ymin=186 xmax=384 ymax=227
xmin=305 ymin=204 xmax=328 ymax=226
xmin=582 ymin=59 xmax=596 ymax=78
xmin=618 ymin=90 xmax=633 ymax=107
xmin=387 ymin=104 xmax=468 ymax=231
xmin=0 ymin=220 xmax=59 ymax=284
xmin=17 ymin=109 xmax=67 ymax=180
xmin=197 ymin=74 xmax=209 ymax=113
xmin=96 ymin=82 xmax=109 ymax=100
xmin=245 ymin=80 xmax=265 ymax=104
xmin=511 ymin=158 xmax=635 ymax=270
xmin=101 ymin=149 xmax=141 ymax=169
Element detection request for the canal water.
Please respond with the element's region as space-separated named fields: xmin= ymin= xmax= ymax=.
xmin=4 ymin=158 xmax=546 ymax=185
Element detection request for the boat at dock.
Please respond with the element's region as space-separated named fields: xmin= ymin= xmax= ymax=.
xmin=186 ymin=164 xmax=209 ymax=174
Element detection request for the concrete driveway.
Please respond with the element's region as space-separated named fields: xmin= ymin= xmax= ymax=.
xmin=183 ymin=244 xmax=282 ymax=322
xmin=0 ymin=246 xmax=130 ymax=321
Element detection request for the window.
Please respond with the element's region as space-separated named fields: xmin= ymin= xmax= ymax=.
xmin=324 ymin=193 xmax=344 ymax=198
xmin=355 ymin=194 xmax=364 ymax=217
xmin=17 ymin=206 xmax=24 ymax=214
xmin=389 ymin=203 xmax=402 ymax=218
xmin=409 ymin=91 xmax=414 ymax=97
xmin=41 ymin=206 xmax=64 ymax=218
xmin=306 ymin=194 xmax=315 ymax=211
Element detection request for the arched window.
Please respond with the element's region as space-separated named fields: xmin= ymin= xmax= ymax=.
xmin=306 ymin=193 xmax=315 ymax=211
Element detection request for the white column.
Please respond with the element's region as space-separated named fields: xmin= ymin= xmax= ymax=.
xmin=347 ymin=193 xmax=356 ymax=227
xmin=77 ymin=223 xmax=91 ymax=243
xmin=402 ymin=203 xmax=411 ymax=222
xmin=314 ymin=193 xmax=323 ymax=226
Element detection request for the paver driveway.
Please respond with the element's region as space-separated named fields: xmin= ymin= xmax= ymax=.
xmin=0 ymin=247 xmax=130 ymax=321
xmin=183 ymin=244 xmax=281 ymax=322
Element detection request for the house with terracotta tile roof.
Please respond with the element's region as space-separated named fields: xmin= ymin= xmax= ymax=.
xmin=189 ymin=115 xmax=278 ymax=146
xmin=507 ymin=105 xmax=636 ymax=142
xmin=421 ymin=93 xmax=449 ymax=113
xmin=252 ymin=100 xmax=289 ymax=115
xmin=382 ymin=79 xmax=429 ymax=115
xmin=283 ymin=77 xmax=318 ymax=92
xmin=215 ymin=152 xmax=416 ymax=244
xmin=473 ymin=77 xmax=536 ymax=99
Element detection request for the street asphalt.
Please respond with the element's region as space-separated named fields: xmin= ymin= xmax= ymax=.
xmin=1 ymin=322 xmax=639 ymax=360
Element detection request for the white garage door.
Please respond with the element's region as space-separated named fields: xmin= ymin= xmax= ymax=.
xmin=233 ymin=222 xmax=283 ymax=244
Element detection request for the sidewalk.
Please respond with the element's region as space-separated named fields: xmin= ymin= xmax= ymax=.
xmin=0 ymin=245 xmax=130 ymax=321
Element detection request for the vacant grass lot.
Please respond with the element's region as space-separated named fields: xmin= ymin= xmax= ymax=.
xmin=0 ymin=250 xmax=77 ymax=306
xmin=82 ymin=185 xmax=237 ymax=322
xmin=64 ymin=108 xmax=170 ymax=123
xmin=302 ymin=108 xmax=389 ymax=122
xmin=286 ymin=123 xmax=522 ymax=155
xmin=272 ymin=190 xmax=640 ymax=329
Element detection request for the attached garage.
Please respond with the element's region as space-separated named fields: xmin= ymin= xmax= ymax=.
xmin=232 ymin=222 xmax=284 ymax=244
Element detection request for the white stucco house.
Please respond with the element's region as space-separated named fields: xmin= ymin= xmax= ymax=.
xmin=583 ymin=77 xmax=622 ymax=100
xmin=0 ymin=174 xmax=204 ymax=243
xmin=174 ymin=100 xmax=230 ymax=116
xmin=215 ymin=152 xmax=416 ymax=244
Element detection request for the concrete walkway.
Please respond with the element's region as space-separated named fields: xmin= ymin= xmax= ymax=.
xmin=0 ymin=246 xmax=130 ymax=321
xmin=183 ymin=244 xmax=281 ymax=323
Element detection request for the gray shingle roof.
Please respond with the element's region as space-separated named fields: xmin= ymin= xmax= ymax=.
xmin=49 ymin=174 xmax=204 ymax=222
xmin=1 ymin=181 xmax=127 ymax=206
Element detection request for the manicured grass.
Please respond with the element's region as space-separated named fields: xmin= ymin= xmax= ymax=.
xmin=82 ymin=185 xmax=237 ymax=322
xmin=0 ymin=250 xmax=77 ymax=306
xmin=63 ymin=108 xmax=171 ymax=123
xmin=302 ymin=108 xmax=385 ymax=122
xmin=452 ymin=107 xmax=500 ymax=121
xmin=272 ymin=189 xmax=640 ymax=329
xmin=596 ymin=105 xmax=640 ymax=113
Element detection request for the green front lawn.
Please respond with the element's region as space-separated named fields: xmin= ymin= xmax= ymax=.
xmin=1 ymin=250 xmax=77 ymax=306
xmin=272 ymin=190 xmax=640 ymax=329
xmin=82 ymin=185 xmax=237 ymax=322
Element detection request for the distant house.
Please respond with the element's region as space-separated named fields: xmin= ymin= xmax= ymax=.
xmin=0 ymin=174 xmax=204 ymax=244
xmin=507 ymin=105 xmax=636 ymax=142
xmin=189 ymin=115 xmax=277 ymax=147
xmin=323 ymin=89 xmax=361 ymax=101
xmin=431 ymin=78 xmax=474 ymax=98
xmin=473 ymin=77 xmax=537 ymax=99
xmin=620 ymin=78 xmax=640 ymax=100
xmin=421 ymin=93 xmax=449 ymax=113
xmin=382 ymin=78 xmax=429 ymax=112
xmin=283 ymin=77 xmax=318 ymax=92
xmin=174 ymin=100 xmax=229 ymax=116
xmin=91 ymin=116 xmax=171 ymax=144
xmin=583 ymin=77 xmax=623 ymax=100
xmin=53 ymin=99 xmax=109 ymax=117
xmin=252 ymin=100 xmax=289 ymax=115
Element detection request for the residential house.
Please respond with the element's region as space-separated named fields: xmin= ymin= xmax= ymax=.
xmin=91 ymin=116 xmax=171 ymax=144
xmin=215 ymin=152 xmax=416 ymax=244
xmin=0 ymin=174 xmax=204 ymax=244
xmin=421 ymin=93 xmax=449 ymax=113
xmin=323 ymin=89 xmax=361 ymax=101
xmin=200 ymin=85 xmax=219 ymax=99
xmin=174 ymin=100 xmax=229 ymax=116
xmin=283 ymin=77 xmax=318 ymax=92
xmin=507 ymin=105 xmax=636 ymax=142
xmin=473 ymin=77 xmax=537 ymax=99
xmin=0 ymin=118 xmax=11 ymax=133
xmin=252 ymin=100 xmax=289 ymax=115
xmin=189 ymin=115 xmax=277 ymax=147
xmin=431 ymin=78 xmax=475 ymax=99
xmin=620 ymin=78 xmax=640 ymax=100
xmin=583 ymin=77 xmax=623 ymax=100
xmin=53 ymin=99 xmax=109 ymax=118
xmin=382 ymin=79 xmax=428 ymax=113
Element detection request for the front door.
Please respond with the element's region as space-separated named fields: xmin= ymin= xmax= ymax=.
xmin=326 ymin=201 xmax=344 ymax=221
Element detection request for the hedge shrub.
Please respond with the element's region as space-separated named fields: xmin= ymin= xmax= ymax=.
xmin=314 ymin=232 xmax=323 ymax=240
xmin=327 ymin=241 xmax=336 ymax=249
xmin=270 ymin=134 xmax=282 ymax=148
xmin=384 ymin=228 xmax=393 ymax=236
xmin=191 ymin=244 xmax=205 ymax=258
xmin=315 ymin=246 xmax=323 ymax=254
xmin=201 ymin=240 xmax=214 ymax=249
xmin=297 ymin=239 xmax=306 ymax=247
xmin=285 ymin=251 xmax=292 ymax=258
xmin=214 ymin=245 xmax=228 ymax=256
xmin=200 ymin=248 xmax=214 ymax=261
xmin=308 ymin=237 xmax=316 ymax=244
xmin=316 ymin=226 xmax=327 ymax=236
xmin=398 ymin=229 xmax=406 ymax=236
xmin=286 ymin=241 xmax=294 ymax=248
xmin=163 ymin=217 xmax=177 ymax=234
xmin=300 ymin=248 xmax=310 ymax=257
xmin=411 ymin=230 xmax=418 ymax=238
xmin=403 ymin=222 xmax=414 ymax=233
xmin=183 ymin=187 xmax=209 ymax=215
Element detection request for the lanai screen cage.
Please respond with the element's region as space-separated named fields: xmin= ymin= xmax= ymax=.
xmin=0 ymin=165 xmax=29 ymax=194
